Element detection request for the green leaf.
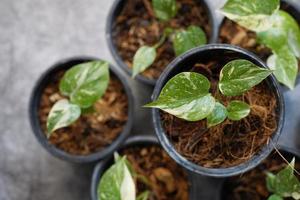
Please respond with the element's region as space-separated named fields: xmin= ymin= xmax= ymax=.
xmin=227 ymin=101 xmax=250 ymax=121
xmin=268 ymin=194 xmax=283 ymax=200
xmin=59 ymin=61 xmax=109 ymax=108
xmin=267 ymin=46 xmax=298 ymax=90
xmin=98 ymin=156 xmax=136 ymax=200
xmin=173 ymin=25 xmax=207 ymax=56
xmin=258 ymin=10 xmax=300 ymax=58
xmin=152 ymin=0 xmax=177 ymax=21
xmin=207 ymin=102 xmax=227 ymax=127
xmin=269 ymin=159 xmax=300 ymax=199
xmin=219 ymin=59 xmax=272 ymax=96
xmin=46 ymin=99 xmax=81 ymax=136
xmin=136 ymin=191 xmax=150 ymax=200
xmin=145 ymin=72 xmax=215 ymax=121
xmin=132 ymin=46 xmax=156 ymax=78
xmin=266 ymin=172 xmax=276 ymax=193
xmin=220 ymin=0 xmax=280 ymax=32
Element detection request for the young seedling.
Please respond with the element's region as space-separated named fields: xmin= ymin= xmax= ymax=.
xmin=98 ymin=153 xmax=150 ymax=200
xmin=220 ymin=0 xmax=300 ymax=89
xmin=46 ymin=61 xmax=109 ymax=138
xmin=132 ymin=0 xmax=207 ymax=77
xmin=266 ymin=158 xmax=300 ymax=200
xmin=145 ymin=59 xmax=272 ymax=126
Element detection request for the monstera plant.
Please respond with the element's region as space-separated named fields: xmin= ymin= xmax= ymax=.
xmin=220 ymin=0 xmax=300 ymax=89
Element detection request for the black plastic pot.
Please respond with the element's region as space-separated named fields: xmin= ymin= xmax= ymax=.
xmin=91 ymin=135 xmax=223 ymax=200
xmin=151 ymin=44 xmax=285 ymax=177
xmin=106 ymin=0 xmax=219 ymax=86
xmin=218 ymin=146 xmax=300 ymax=200
xmin=29 ymin=56 xmax=134 ymax=163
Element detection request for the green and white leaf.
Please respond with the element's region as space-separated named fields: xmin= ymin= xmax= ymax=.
xmin=132 ymin=46 xmax=156 ymax=78
xmin=268 ymin=194 xmax=283 ymax=200
xmin=46 ymin=99 xmax=81 ymax=136
xmin=267 ymin=46 xmax=298 ymax=90
xmin=219 ymin=59 xmax=272 ymax=96
xmin=207 ymin=102 xmax=227 ymax=127
xmin=145 ymin=72 xmax=215 ymax=121
xmin=59 ymin=61 xmax=109 ymax=108
xmin=227 ymin=100 xmax=250 ymax=121
xmin=220 ymin=0 xmax=280 ymax=32
xmin=266 ymin=158 xmax=300 ymax=199
xmin=173 ymin=25 xmax=207 ymax=56
xmin=136 ymin=191 xmax=150 ymax=200
xmin=152 ymin=0 xmax=177 ymax=21
xmin=258 ymin=10 xmax=300 ymax=58
xmin=98 ymin=156 xmax=136 ymax=200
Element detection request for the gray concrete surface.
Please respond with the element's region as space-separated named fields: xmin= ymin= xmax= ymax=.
xmin=0 ymin=0 xmax=299 ymax=200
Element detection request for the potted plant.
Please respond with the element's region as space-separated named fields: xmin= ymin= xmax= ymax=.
xmin=147 ymin=44 xmax=284 ymax=177
xmin=106 ymin=0 xmax=218 ymax=85
xmin=221 ymin=148 xmax=300 ymax=200
xmin=91 ymin=136 xmax=190 ymax=200
xmin=29 ymin=57 xmax=134 ymax=163
xmin=219 ymin=0 xmax=300 ymax=89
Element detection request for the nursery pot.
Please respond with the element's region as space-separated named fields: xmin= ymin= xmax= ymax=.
xmin=29 ymin=56 xmax=134 ymax=163
xmin=106 ymin=0 xmax=219 ymax=86
xmin=151 ymin=44 xmax=285 ymax=177
xmin=219 ymin=146 xmax=300 ymax=200
xmin=91 ymin=135 xmax=223 ymax=200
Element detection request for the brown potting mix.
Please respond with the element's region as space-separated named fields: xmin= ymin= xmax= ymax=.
xmin=161 ymin=59 xmax=279 ymax=168
xmin=113 ymin=0 xmax=211 ymax=80
xmin=223 ymin=152 xmax=300 ymax=200
xmin=121 ymin=145 xmax=189 ymax=200
xmin=39 ymin=71 xmax=128 ymax=155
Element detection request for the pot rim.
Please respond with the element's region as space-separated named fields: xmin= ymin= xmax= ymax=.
xmin=28 ymin=56 xmax=134 ymax=163
xmin=105 ymin=0 xmax=219 ymax=86
xmin=151 ymin=44 xmax=285 ymax=177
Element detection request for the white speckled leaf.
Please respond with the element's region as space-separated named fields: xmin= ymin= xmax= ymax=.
xmin=98 ymin=156 xmax=136 ymax=200
xmin=152 ymin=0 xmax=177 ymax=21
xmin=132 ymin=46 xmax=156 ymax=78
xmin=266 ymin=159 xmax=300 ymax=199
xmin=268 ymin=194 xmax=283 ymax=200
xmin=59 ymin=61 xmax=109 ymax=108
xmin=267 ymin=46 xmax=298 ymax=90
xmin=145 ymin=72 xmax=215 ymax=121
xmin=220 ymin=0 xmax=279 ymax=32
xmin=219 ymin=59 xmax=272 ymax=96
xmin=46 ymin=99 xmax=81 ymax=136
xmin=207 ymin=102 xmax=227 ymax=127
xmin=258 ymin=11 xmax=300 ymax=59
xmin=173 ymin=25 xmax=207 ymax=56
xmin=227 ymin=100 xmax=250 ymax=121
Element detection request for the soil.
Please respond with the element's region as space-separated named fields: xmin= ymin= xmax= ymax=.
xmin=223 ymin=151 xmax=300 ymax=200
xmin=113 ymin=0 xmax=211 ymax=80
xmin=161 ymin=60 xmax=279 ymax=168
xmin=121 ymin=145 xmax=189 ymax=200
xmin=39 ymin=71 xmax=128 ymax=155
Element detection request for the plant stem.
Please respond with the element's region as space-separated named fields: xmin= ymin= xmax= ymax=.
xmin=153 ymin=27 xmax=174 ymax=49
